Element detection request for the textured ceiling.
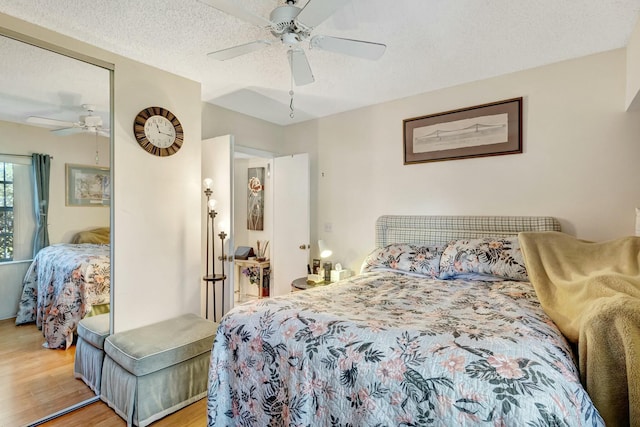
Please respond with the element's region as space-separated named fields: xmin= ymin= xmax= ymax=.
xmin=0 ymin=0 xmax=639 ymax=126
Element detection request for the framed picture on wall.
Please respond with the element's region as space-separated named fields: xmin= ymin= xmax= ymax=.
xmin=403 ymin=97 xmax=523 ymax=165
xmin=247 ymin=167 xmax=265 ymax=230
xmin=65 ymin=164 xmax=110 ymax=207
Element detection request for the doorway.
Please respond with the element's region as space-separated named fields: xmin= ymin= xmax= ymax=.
xmin=233 ymin=146 xmax=274 ymax=303
xmin=202 ymin=139 xmax=311 ymax=318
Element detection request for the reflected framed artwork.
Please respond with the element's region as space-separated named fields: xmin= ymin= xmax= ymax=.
xmin=65 ymin=164 xmax=110 ymax=207
xmin=403 ymin=97 xmax=522 ymax=165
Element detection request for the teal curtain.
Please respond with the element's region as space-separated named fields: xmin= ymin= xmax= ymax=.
xmin=32 ymin=153 xmax=51 ymax=256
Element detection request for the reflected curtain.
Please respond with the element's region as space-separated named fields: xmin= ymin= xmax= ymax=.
xmin=32 ymin=153 xmax=51 ymax=256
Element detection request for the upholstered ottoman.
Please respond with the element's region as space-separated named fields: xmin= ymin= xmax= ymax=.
xmin=74 ymin=313 xmax=110 ymax=394
xmin=100 ymin=313 xmax=217 ymax=427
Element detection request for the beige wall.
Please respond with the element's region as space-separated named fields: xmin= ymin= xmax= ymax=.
xmin=287 ymin=49 xmax=640 ymax=273
xmin=111 ymin=59 xmax=202 ymax=332
xmin=627 ymin=16 xmax=640 ymax=110
xmin=202 ymin=102 xmax=285 ymax=153
xmin=0 ymin=13 xmax=202 ymax=332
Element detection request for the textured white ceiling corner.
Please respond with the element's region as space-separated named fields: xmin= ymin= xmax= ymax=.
xmin=0 ymin=0 xmax=639 ymax=127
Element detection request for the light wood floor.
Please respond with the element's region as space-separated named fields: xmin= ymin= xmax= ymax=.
xmin=0 ymin=318 xmax=207 ymax=427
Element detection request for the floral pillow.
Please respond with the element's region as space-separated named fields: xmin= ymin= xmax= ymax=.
xmin=438 ymin=236 xmax=528 ymax=281
xmin=361 ymin=243 xmax=443 ymax=278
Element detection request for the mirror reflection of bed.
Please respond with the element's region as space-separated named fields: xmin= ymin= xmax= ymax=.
xmin=0 ymin=32 xmax=112 ymax=425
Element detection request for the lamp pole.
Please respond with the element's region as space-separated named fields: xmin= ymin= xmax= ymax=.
xmin=210 ymin=208 xmax=217 ymax=276
xmin=204 ymin=187 xmax=212 ymax=277
xmin=218 ymin=231 xmax=227 ymax=278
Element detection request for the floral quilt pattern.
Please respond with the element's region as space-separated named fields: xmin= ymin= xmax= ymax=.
xmin=15 ymin=243 xmax=110 ymax=350
xmin=361 ymin=243 xmax=443 ymax=278
xmin=439 ymin=237 xmax=529 ymax=281
xmin=208 ymin=271 xmax=603 ymax=426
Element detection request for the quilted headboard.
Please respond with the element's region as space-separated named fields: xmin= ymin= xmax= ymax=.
xmin=375 ymin=215 xmax=560 ymax=248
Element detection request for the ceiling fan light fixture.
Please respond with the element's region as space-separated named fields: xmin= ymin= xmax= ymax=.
xmin=83 ymin=115 xmax=102 ymax=127
xmin=282 ymin=32 xmax=301 ymax=46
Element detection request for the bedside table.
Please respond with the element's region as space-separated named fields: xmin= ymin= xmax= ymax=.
xmin=291 ymin=277 xmax=330 ymax=291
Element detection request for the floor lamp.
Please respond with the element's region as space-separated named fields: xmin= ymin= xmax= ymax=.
xmin=203 ymin=178 xmax=226 ymax=321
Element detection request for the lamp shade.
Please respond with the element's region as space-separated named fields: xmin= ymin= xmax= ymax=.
xmin=318 ymin=240 xmax=332 ymax=258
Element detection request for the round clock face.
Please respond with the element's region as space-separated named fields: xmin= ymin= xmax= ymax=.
xmin=133 ymin=107 xmax=184 ymax=156
xmin=144 ymin=115 xmax=176 ymax=148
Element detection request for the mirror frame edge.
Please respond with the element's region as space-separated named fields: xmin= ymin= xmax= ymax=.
xmin=0 ymin=24 xmax=115 ymax=424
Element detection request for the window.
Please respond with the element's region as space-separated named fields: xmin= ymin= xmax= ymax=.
xmin=0 ymin=162 xmax=14 ymax=261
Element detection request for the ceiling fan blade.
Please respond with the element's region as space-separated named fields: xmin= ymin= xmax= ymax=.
xmin=208 ymin=40 xmax=272 ymax=61
xmin=197 ymin=0 xmax=272 ymax=27
xmin=288 ymin=49 xmax=314 ymax=86
xmin=26 ymin=116 xmax=76 ymax=128
xmin=51 ymin=126 xmax=83 ymax=136
xmin=295 ymin=0 xmax=349 ymax=29
xmin=310 ymin=35 xmax=386 ymax=60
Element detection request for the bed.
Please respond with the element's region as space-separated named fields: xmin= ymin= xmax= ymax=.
xmin=15 ymin=227 xmax=110 ymax=350
xmin=207 ymin=216 xmax=605 ymax=426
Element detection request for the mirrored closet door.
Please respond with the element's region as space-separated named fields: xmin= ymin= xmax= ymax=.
xmin=0 ymin=30 xmax=113 ymax=425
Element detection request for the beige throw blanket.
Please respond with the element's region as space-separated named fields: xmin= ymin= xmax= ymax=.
xmin=519 ymin=231 xmax=640 ymax=427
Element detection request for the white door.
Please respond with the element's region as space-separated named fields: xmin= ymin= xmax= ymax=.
xmin=202 ymin=135 xmax=234 ymax=321
xmin=272 ymin=153 xmax=310 ymax=296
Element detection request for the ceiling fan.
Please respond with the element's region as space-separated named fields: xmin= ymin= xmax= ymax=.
xmin=198 ymin=0 xmax=387 ymax=86
xmin=26 ymin=104 xmax=109 ymax=137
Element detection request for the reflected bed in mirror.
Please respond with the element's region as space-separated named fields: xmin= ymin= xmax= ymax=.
xmin=15 ymin=229 xmax=111 ymax=350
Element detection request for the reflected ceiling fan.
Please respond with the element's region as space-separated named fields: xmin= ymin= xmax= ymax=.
xmin=199 ymin=0 xmax=387 ymax=86
xmin=26 ymin=104 xmax=109 ymax=137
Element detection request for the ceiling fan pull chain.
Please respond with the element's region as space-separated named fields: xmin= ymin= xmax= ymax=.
xmin=289 ymin=72 xmax=295 ymax=119
xmin=289 ymin=92 xmax=295 ymax=118
xmin=95 ymin=130 xmax=99 ymax=165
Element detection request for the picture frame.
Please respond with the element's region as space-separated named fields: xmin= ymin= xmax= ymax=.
xmin=65 ymin=163 xmax=110 ymax=207
xmin=403 ymin=97 xmax=522 ymax=165
xmin=247 ymin=167 xmax=265 ymax=231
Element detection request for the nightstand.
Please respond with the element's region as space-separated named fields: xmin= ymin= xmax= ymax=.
xmin=291 ymin=277 xmax=330 ymax=292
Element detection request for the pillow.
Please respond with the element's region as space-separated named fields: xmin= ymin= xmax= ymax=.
xmin=438 ymin=236 xmax=528 ymax=281
xmin=71 ymin=227 xmax=110 ymax=244
xmin=361 ymin=243 xmax=443 ymax=278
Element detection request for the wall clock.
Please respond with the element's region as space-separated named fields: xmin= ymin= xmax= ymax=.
xmin=133 ymin=107 xmax=184 ymax=156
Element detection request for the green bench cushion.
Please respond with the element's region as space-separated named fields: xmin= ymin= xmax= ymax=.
xmin=77 ymin=313 xmax=110 ymax=349
xmin=103 ymin=313 xmax=216 ymax=377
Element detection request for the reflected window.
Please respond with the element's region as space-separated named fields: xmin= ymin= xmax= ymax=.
xmin=0 ymin=158 xmax=35 ymax=262
xmin=0 ymin=162 xmax=14 ymax=261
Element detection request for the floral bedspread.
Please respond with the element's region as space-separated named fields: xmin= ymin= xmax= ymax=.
xmin=207 ymin=271 xmax=603 ymax=426
xmin=15 ymin=243 xmax=110 ymax=350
